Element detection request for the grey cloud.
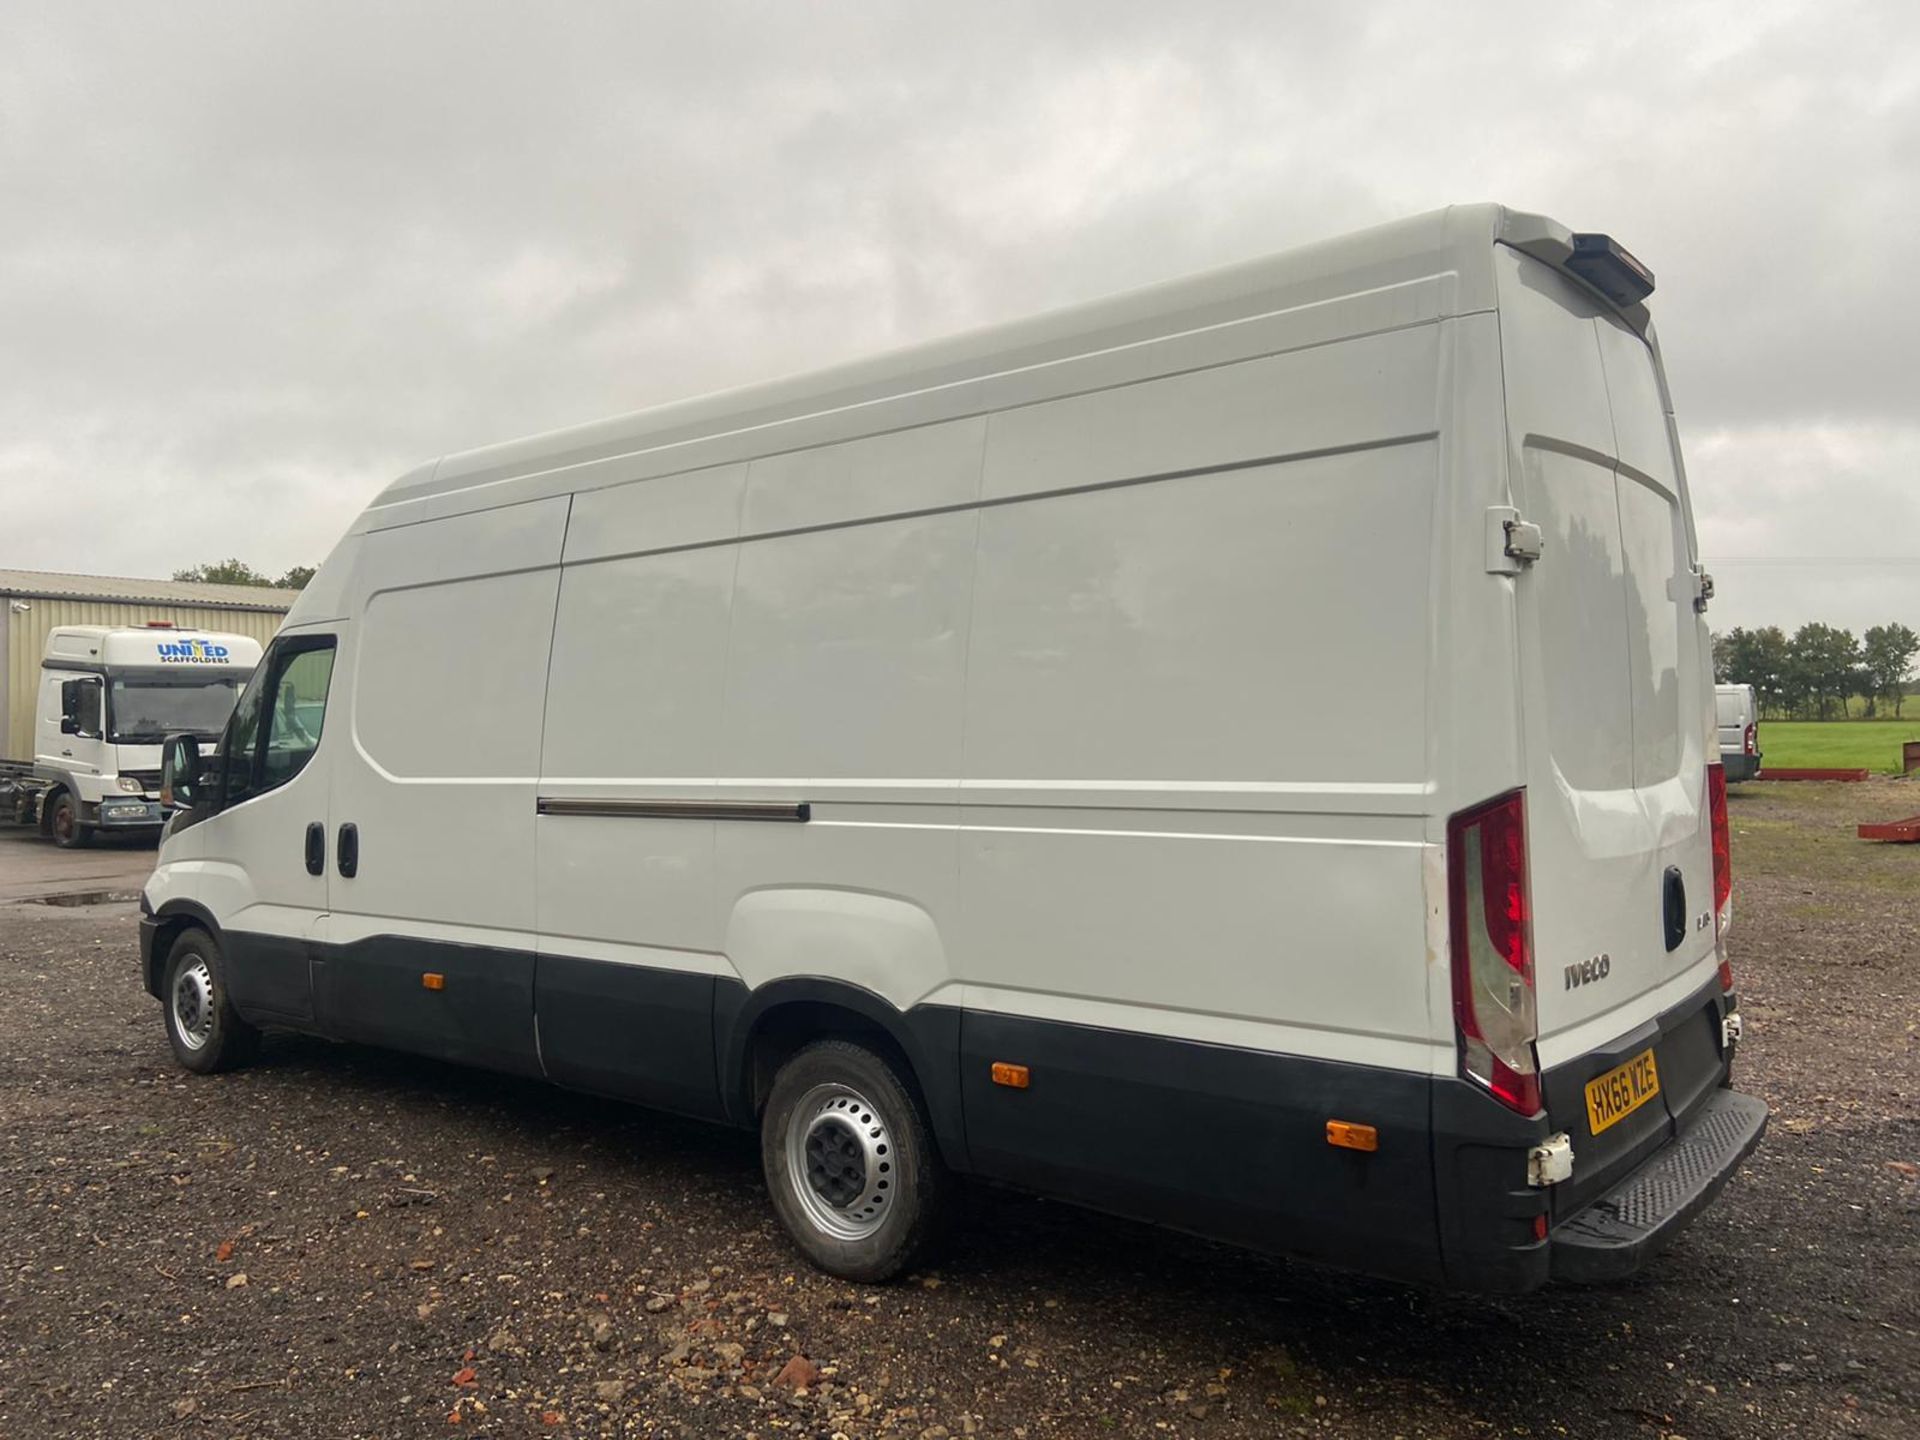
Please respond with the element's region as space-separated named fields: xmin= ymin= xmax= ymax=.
xmin=1 ymin=0 xmax=1915 ymax=632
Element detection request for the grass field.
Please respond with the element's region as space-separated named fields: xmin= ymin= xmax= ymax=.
xmin=1760 ymin=717 xmax=1920 ymax=773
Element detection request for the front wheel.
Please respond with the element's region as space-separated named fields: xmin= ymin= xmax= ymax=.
xmin=48 ymin=790 xmax=92 ymax=848
xmin=163 ymin=930 xmax=260 ymax=1074
xmin=761 ymin=1039 xmax=950 ymax=1282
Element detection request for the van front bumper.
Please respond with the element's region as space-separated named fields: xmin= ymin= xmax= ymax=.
xmin=1550 ymin=1087 xmax=1768 ymax=1282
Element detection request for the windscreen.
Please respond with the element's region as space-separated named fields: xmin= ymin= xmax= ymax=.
xmin=109 ymin=670 xmax=251 ymax=743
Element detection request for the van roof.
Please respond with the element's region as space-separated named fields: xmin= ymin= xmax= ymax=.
xmin=368 ymin=203 xmax=1647 ymax=521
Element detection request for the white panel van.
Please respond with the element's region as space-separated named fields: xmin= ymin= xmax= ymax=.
xmin=143 ymin=205 xmax=1765 ymax=1291
xmin=1715 ymin=682 xmax=1763 ymax=781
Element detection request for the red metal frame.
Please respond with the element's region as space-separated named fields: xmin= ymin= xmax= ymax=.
xmin=1858 ymin=815 xmax=1920 ymax=843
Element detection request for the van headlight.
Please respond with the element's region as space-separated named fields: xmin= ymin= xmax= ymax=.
xmin=117 ymin=776 xmax=145 ymax=793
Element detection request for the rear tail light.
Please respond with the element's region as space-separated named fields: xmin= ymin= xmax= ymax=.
xmin=1447 ymin=790 xmax=1541 ymax=1115
xmin=1708 ymin=762 xmax=1734 ymax=989
xmin=1743 ymin=722 xmax=1757 ymax=757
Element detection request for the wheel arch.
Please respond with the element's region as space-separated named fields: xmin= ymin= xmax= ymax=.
xmin=37 ymin=780 xmax=69 ymax=836
xmin=146 ymin=899 xmax=224 ymax=999
xmin=716 ymin=977 xmax=969 ymax=1172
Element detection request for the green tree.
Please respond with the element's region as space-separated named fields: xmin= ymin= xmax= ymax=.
xmin=1862 ymin=623 xmax=1919 ymax=717
xmin=173 ymin=558 xmax=273 ymax=586
xmin=1719 ymin=625 xmax=1792 ymax=717
xmin=173 ymin=559 xmax=315 ymax=590
xmin=1787 ymin=623 xmax=1860 ymax=720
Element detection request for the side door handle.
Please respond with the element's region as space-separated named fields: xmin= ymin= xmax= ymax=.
xmin=304 ymin=822 xmax=325 ymax=876
xmin=337 ymin=822 xmax=359 ymax=879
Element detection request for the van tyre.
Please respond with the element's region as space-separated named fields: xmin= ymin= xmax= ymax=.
xmin=163 ymin=930 xmax=260 ymax=1074
xmin=761 ymin=1039 xmax=950 ymax=1282
xmin=48 ymin=790 xmax=92 ymax=848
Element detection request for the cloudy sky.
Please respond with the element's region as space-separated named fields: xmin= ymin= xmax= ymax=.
xmin=3 ymin=1 xmax=1915 ymax=633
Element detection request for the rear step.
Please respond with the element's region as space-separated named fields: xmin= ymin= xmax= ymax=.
xmin=1552 ymin=1089 xmax=1768 ymax=1282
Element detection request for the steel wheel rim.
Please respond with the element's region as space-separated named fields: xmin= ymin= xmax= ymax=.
xmin=784 ymin=1082 xmax=895 ymax=1241
xmin=171 ymin=958 xmax=216 ymax=1052
xmin=51 ymin=797 xmax=74 ymax=842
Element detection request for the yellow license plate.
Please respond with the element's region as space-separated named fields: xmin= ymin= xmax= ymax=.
xmin=1584 ymin=1048 xmax=1661 ymax=1135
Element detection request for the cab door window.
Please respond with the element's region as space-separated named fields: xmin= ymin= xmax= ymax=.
xmin=221 ymin=637 xmax=337 ymax=807
xmin=61 ymin=678 xmax=103 ymax=738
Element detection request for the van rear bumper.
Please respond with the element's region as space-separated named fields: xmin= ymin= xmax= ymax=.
xmin=1432 ymin=976 xmax=1758 ymax=1292
xmin=1551 ymin=1087 xmax=1768 ymax=1282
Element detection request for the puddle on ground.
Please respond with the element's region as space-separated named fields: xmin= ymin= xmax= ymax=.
xmin=21 ymin=889 xmax=141 ymax=907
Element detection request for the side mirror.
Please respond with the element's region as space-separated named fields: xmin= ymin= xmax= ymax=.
xmin=160 ymin=734 xmax=203 ymax=811
xmin=60 ymin=715 xmax=80 ymax=736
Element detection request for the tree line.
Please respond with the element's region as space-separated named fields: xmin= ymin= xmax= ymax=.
xmin=173 ymin=559 xmax=316 ymax=590
xmin=1712 ymin=623 xmax=1918 ymax=719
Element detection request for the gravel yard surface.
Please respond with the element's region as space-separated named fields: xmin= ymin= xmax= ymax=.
xmin=0 ymin=783 xmax=1914 ymax=1439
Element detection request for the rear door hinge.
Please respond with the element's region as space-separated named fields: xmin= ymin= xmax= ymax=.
xmin=1487 ymin=506 xmax=1544 ymax=574
xmin=1669 ymin=565 xmax=1714 ymax=613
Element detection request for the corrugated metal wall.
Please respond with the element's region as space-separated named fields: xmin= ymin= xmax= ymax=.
xmin=4 ymin=599 xmax=287 ymax=762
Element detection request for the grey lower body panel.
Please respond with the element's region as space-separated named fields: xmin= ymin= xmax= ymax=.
xmin=1551 ymin=1088 xmax=1768 ymax=1282
xmin=1721 ymin=753 xmax=1761 ymax=782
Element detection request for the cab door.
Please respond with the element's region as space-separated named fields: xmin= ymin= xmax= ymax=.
xmin=185 ymin=630 xmax=340 ymax=1023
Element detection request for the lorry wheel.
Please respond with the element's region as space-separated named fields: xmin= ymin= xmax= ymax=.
xmin=163 ymin=930 xmax=261 ymax=1074
xmin=761 ymin=1039 xmax=950 ymax=1282
xmin=48 ymin=790 xmax=92 ymax=848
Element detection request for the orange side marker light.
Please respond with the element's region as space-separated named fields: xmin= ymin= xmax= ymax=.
xmin=422 ymin=972 xmax=446 ymax=991
xmin=1326 ymin=1119 xmax=1378 ymax=1152
xmin=990 ymin=1062 xmax=1030 ymax=1089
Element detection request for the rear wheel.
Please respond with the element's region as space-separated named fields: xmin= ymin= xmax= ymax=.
xmin=760 ymin=1039 xmax=949 ymax=1282
xmin=163 ymin=930 xmax=260 ymax=1074
xmin=48 ymin=790 xmax=92 ymax=849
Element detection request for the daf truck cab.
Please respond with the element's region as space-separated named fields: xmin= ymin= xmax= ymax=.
xmin=29 ymin=626 xmax=261 ymax=846
xmin=142 ymin=204 xmax=1765 ymax=1292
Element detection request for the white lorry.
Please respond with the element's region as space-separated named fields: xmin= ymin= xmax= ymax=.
xmin=142 ymin=203 xmax=1764 ymax=1292
xmin=0 ymin=625 xmax=261 ymax=846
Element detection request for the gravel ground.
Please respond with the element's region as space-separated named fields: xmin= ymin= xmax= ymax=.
xmin=0 ymin=783 xmax=1914 ymax=1439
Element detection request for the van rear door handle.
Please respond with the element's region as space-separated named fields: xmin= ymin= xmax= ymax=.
xmin=304 ymin=822 xmax=325 ymax=876
xmin=337 ymin=822 xmax=359 ymax=879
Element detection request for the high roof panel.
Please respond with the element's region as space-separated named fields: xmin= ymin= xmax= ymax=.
xmin=374 ymin=203 xmax=1544 ymax=516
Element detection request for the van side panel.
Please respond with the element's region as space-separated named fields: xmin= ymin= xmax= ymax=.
xmin=713 ymin=505 xmax=976 ymax=1011
xmin=950 ymin=332 xmax=1444 ymax=1271
xmin=533 ymin=540 xmax=740 ymax=1116
xmin=315 ymin=498 xmax=567 ymax=1075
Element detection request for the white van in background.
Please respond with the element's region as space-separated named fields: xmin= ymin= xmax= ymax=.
xmin=1715 ymin=683 xmax=1763 ymax=781
xmin=143 ymin=204 xmax=1764 ymax=1292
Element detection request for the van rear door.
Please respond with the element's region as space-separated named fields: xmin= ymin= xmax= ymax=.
xmin=1494 ymin=246 xmax=1725 ymax=1212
